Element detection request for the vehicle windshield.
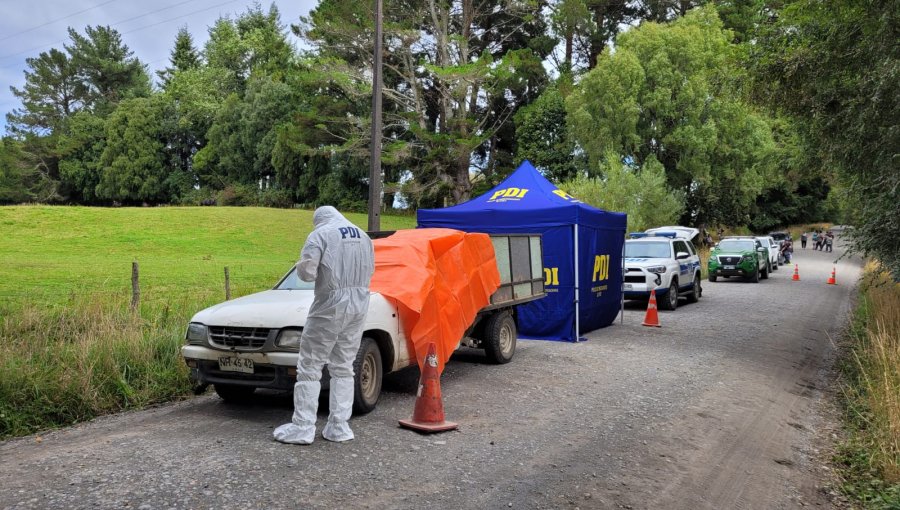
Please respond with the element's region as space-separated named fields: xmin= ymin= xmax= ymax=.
xmin=625 ymin=241 xmax=672 ymax=259
xmin=275 ymin=267 xmax=315 ymax=290
xmin=717 ymin=240 xmax=755 ymax=252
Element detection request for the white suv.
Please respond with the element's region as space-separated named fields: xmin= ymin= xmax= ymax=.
xmin=623 ymin=227 xmax=703 ymax=311
xmin=754 ymin=236 xmax=779 ymax=271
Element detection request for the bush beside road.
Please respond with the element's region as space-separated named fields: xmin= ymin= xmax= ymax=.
xmin=835 ymin=264 xmax=900 ymax=507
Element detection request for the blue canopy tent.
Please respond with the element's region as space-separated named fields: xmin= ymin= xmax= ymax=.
xmin=417 ymin=161 xmax=627 ymax=341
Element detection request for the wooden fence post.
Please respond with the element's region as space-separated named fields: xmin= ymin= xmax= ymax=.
xmin=224 ymin=266 xmax=231 ymax=300
xmin=131 ymin=261 xmax=140 ymax=311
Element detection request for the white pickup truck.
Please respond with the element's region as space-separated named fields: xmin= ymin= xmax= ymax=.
xmin=181 ymin=233 xmax=544 ymax=413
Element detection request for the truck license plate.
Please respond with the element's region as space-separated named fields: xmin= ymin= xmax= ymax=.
xmin=723 ymin=265 xmax=735 ymax=270
xmin=218 ymin=356 xmax=254 ymax=374
xmin=623 ymin=283 xmax=633 ymax=290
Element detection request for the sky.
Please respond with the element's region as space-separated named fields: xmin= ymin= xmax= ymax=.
xmin=0 ymin=0 xmax=319 ymax=135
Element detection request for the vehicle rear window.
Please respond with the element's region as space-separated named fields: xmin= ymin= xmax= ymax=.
xmin=625 ymin=242 xmax=672 ymax=258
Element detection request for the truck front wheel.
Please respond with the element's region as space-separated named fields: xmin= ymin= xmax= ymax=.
xmin=353 ymin=337 xmax=382 ymax=415
xmin=483 ymin=311 xmax=517 ymax=364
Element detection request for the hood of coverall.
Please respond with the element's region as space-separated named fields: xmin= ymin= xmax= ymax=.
xmin=313 ymin=206 xmax=344 ymax=228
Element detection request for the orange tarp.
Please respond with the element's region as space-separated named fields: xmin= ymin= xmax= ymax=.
xmin=369 ymin=228 xmax=501 ymax=373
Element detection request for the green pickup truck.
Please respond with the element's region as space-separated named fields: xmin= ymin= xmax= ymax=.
xmin=707 ymin=237 xmax=769 ymax=283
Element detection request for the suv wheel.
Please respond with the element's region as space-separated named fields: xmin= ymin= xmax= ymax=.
xmin=659 ymin=280 xmax=679 ymax=310
xmin=748 ymin=267 xmax=760 ymax=283
xmin=687 ymin=274 xmax=701 ymax=303
xmin=761 ymin=262 xmax=770 ymax=279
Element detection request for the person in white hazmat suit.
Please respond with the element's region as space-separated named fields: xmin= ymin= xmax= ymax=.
xmin=274 ymin=206 xmax=374 ymax=444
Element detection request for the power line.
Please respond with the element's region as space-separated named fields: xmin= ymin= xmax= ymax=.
xmin=0 ymin=0 xmax=120 ymax=43
xmin=120 ymin=0 xmax=241 ymax=37
xmin=0 ymin=0 xmax=235 ymax=64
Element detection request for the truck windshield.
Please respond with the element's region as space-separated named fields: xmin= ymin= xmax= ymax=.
xmin=275 ymin=268 xmax=315 ymax=290
xmin=625 ymin=242 xmax=672 ymax=258
xmin=718 ymin=240 xmax=755 ymax=252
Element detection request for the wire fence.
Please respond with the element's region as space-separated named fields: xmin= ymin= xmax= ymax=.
xmin=0 ymin=260 xmax=295 ymax=310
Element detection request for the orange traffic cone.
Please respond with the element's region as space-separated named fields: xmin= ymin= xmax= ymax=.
xmin=642 ymin=289 xmax=661 ymax=327
xmin=827 ymin=267 xmax=837 ymax=285
xmin=399 ymin=342 xmax=458 ymax=433
xmin=792 ymin=264 xmax=800 ymax=281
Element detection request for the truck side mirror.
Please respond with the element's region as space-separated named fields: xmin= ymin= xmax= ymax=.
xmin=676 ymin=252 xmax=689 ymax=260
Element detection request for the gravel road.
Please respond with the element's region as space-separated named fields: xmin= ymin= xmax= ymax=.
xmin=1 ymin=240 xmax=862 ymax=510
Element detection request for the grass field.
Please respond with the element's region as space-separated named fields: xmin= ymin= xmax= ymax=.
xmin=0 ymin=206 xmax=415 ymax=305
xmin=0 ymin=206 xmax=416 ymax=438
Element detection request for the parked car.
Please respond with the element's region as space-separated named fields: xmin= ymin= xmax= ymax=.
xmin=181 ymin=232 xmax=545 ymax=413
xmin=707 ymin=236 xmax=769 ymax=283
xmin=623 ymin=227 xmax=702 ymax=311
xmin=754 ymin=235 xmax=780 ymax=270
xmin=768 ymin=231 xmax=791 ymax=247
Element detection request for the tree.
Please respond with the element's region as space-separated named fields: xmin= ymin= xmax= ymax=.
xmin=561 ymin=151 xmax=684 ymax=232
xmin=7 ymin=48 xmax=83 ymax=135
xmin=0 ymin=138 xmax=34 ymax=203
xmin=157 ymin=27 xmax=201 ymax=88
xmin=567 ymin=6 xmax=775 ymax=226
xmin=203 ymin=4 xmax=294 ymax=95
xmin=158 ymin=66 xmax=233 ymax=187
xmin=57 ymin=111 xmax=107 ymax=203
xmin=514 ymin=86 xmax=579 ymax=181
xmin=753 ymin=0 xmax=900 ymax=279
xmin=297 ymin=0 xmax=552 ymax=207
xmin=66 ymin=26 xmax=151 ymax=113
xmin=97 ymin=97 xmax=170 ymax=203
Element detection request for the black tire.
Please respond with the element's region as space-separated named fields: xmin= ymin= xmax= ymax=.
xmin=708 ymin=274 xmax=717 ymax=283
xmin=658 ymin=280 xmax=679 ymax=311
xmin=213 ymin=384 xmax=256 ymax=403
xmin=353 ymin=337 xmax=382 ymax=415
xmin=483 ymin=311 xmax=517 ymax=364
xmin=687 ymin=274 xmax=701 ymax=303
xmin=748 ymin=266 xmax=760 ymax=283
xmin=761 ymin=262 xmax=770 ymax=279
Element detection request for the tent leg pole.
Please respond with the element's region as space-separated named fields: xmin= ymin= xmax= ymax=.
xmin=574 ymin=224 xmax=580 ymax=341
xmin=621 ymin=239 xmax=625 ymax=325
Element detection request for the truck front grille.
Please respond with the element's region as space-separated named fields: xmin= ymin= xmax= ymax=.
xmin=209 ymin=326 xmax=270 ymax=350
xmin=718 ymin=256 xmax=741 ymax=265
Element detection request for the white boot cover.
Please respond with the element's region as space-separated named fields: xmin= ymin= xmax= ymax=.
xmin=273 ymin=380 xmax=320 ymax=444
xmin=322 ymin=376 xmax=355 ymax=442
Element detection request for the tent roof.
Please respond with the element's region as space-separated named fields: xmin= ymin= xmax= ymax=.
xmin=417 ymin=160 xmax=627 ymax=230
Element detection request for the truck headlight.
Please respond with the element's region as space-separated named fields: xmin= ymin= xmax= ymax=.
xmin=646 ymin=265 xmax=667 ymax=274
xmin=186 ymin=323 xmax=208 ymax=345
xmin=741 ymin=255 xmax=753 ymax=263
xmin=276 ymin=329 xmax=303 ymax=350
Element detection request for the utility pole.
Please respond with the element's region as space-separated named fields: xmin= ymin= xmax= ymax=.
xmin=367 ymin=0 xmax=384 ymax=232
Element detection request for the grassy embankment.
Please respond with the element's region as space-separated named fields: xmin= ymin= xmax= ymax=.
xmin=836 ymin=262 xmax=900 ymax=508
xmin=0 ymin=206 xmax=416 ymax=439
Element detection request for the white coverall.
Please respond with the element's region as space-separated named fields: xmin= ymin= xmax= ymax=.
xmin=274 ymin=206 xmax=374 ymax=444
